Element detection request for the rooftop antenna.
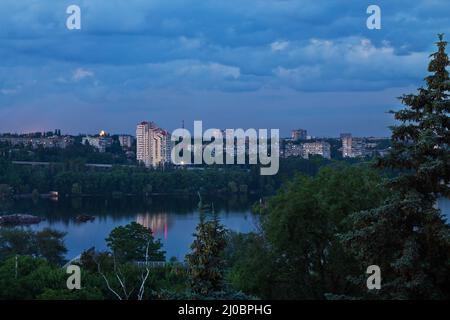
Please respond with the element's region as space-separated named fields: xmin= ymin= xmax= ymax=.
xmin=182 ymin=120 xmax=185 ymax=129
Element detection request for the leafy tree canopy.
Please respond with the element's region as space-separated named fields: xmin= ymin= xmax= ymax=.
xmin=105 ymin=222 xmax=165 ymax=263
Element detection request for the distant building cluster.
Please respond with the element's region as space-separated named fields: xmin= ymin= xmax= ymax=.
xmin=303 ymin=141 xmax=331 ymax=159
xmin=340 ymin=133 xmax=386 ymax=158
xmin=281 ymin=128 xmax=390 ymax=160
xmin=82 ymin=130 xmax=113 ymax=153
xmin=0 ymin=124 xmax=391 ymax=164
xmin=283 ymin=142 xmax=303 ymax=157
xmin=341 ymin=133 xmax=353 ymax=157
xmin=291 ymin=129 xmax=308 ymax=141
xmin=136 ymin=121 xmax=171 ymax=168
xmin=282 ymin=140 xmax=331 ymax=159
xmin=0 ymin=130 xmax=73 ymax=149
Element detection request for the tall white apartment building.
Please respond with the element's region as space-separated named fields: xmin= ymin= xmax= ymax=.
xmin=136 ymin=121 xmax=170 ymax=167
xmin=136 ymin=122 xmax=150 ymax=166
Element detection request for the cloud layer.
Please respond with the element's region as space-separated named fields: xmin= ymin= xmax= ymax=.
xmin=0 ymin=0 xmax=448 ymax=136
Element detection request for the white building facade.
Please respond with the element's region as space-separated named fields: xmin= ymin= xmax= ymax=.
xmin=136 ymin=121 xmax=170 ymax=167
xmin=302 ymin=141 xmax=331 ymax=159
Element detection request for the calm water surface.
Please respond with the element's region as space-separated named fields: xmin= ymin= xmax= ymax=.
xmin=3 ymin=196 xmax=449 ymax=262
xmin=6 ymin=195 xmax=258 ymax=261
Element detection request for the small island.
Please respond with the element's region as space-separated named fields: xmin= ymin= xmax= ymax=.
xmin=75 ymin=214 xmax=96 ymax=223
xmin=0 ymin=214 xmax=42 ymax=226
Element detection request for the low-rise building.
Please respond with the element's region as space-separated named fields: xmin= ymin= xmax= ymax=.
xmin=282 ymin=141 xmax=303 ymax=158
xmin=82 ymin=131 xmax=113 ymax=153
xmin=118 ymin=135 xmax=135 ymax=149
xmin=0 ymin=135 xmax=73 ymax=149
xmin=282 ymin=140 xmax=331 ymax=159
xmin=302 ymin=141 xmax=331 ymax=159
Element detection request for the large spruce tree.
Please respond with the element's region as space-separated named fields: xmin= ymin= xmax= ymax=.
xmin=342 ymin=35 xmax=450 ymax=299
xmin=186 ymin=196 xmax=227 ymax=296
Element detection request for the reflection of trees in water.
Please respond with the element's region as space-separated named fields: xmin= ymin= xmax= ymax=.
xmin=71 ymin=197 xmax=82 ymax=210
xmin=136 ymin=213 xmax=174 ymax=239
xmin=5 ymin=195 xmax=256 ymax=225
xmin=0 ymin=198 xmax=13 ymax=214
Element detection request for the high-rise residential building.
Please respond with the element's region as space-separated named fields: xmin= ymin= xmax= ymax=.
xmin=291 ymin=129 xmax=307 ymax=141
xmin=341 ymin=133 xmax=368 ymax=158
xmin=302 ymin=141 xmax=331 ymax=159
xmin=161 ymin=130 xmax=172 ymax=164
xmin=341 ymin=133 xmax=353 ymax=157
xmin=136 ymin=121 xmax=170 ymax=167
xmin=136 ymin=122 xmax=150 ymax=166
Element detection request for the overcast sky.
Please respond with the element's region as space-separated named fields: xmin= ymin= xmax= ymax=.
xmin=0 ymin=0 xmax=449 ymax=137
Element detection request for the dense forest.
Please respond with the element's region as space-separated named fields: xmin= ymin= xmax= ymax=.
xmin=0 ymin=155 xmax=350 ymax=197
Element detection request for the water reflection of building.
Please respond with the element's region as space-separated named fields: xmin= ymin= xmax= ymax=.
xmin=136 ymin=213 xmax=173 ymax=240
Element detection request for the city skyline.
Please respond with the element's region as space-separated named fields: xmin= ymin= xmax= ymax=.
xmin=0 ymin=123 xmax=390 ymax=140
xmin=1 ymin=1 xmax=449 ymax=136
xmin=0 ymin=120 xmax=389 ymax=162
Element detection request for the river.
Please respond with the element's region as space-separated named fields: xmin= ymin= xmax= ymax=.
xmin=2 ymin=195 xmax=449 ymax=262
xmin=7 ymin=195 xmax=257 ymax=261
